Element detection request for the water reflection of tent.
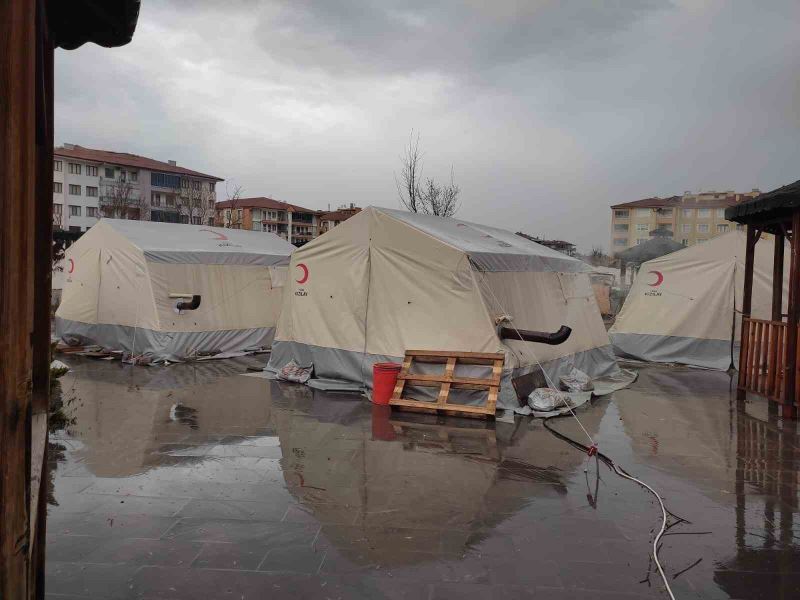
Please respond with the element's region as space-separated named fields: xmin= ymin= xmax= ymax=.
xmin=269 ymin=386 xmax=610 ymax=564
xmin=64 ymin=363 xmax=274 ymax=478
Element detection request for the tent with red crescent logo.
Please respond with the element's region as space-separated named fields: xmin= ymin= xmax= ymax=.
xmin=55 ymin=218 xmax=295 ymax=361
xmin=269 ymin=206 xmax=623 ymax=409
xmin=610 ymin=231 xmax=789 ymax=370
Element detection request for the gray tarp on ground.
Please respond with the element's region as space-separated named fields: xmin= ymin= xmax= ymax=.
xmin=269 ymin=340 xmax=620 ymax=410
xmin=57 ymin=318 xmax=276 ymax=363
xmin=611 ymin=332 xmax=736 ymax=371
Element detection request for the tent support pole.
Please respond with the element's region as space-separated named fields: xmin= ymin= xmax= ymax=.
xmin=738 ymin=225 xmax=758 ymax=396
xmin=773 ymin=232 xmax=785 ymax=321
xmin=784 ymin=213 xmax=800 ymax=412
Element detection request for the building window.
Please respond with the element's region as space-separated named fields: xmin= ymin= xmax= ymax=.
xmin=68 ymin=184 xmax=81 ymax=195
xmin=736 ymin=224 xmax=745 ymax=231
xmin=182 ymin=178 xmax=189 ymax=189
xmin=69 ymin=205 xmax=81 ymax=217
xmin=716 ymin=208 xmax=726 ymax=218
xmin=86 ymin=165 xmax=98 ymax=176
xmin=151 ymin=172 xmax=182 ymax=188
xmin=614 ymin=224 xmax=628 ymax=232
xmin=166 ymin=195 xmax=175 ymax=207
xmin=697 ymin=223 xmax=709 ymax=233
xmin=54 ymin=203 xmax=63 ymax=217
xmin=717 ymin=223 xmax=729 ymax=233
xmin=681 ymin=239 xmax=689 ymax=246
xmin=613 ymin=238 xmax=627 ymax=247
xmin=697 ymin=208 xmax=711 ymax=218
xmin=86 ymin=186 xmax=98 ymax=197
xmin=658 ymin=208 xmax=673 ymax=216
xmin=68 ymin=226 xmax=81 ymax=233
xmin=54 ymin=160 xmax=62 ymax=172
xmin=681 ymin=224 xmax=692 ymax=233
xmin=192 ymin=180 xmax=200 ymax=190
xmin=635 ymin=208 xmax=650 ymax=217
xmin=151 ymin=193 xmax=162 ymax=207
xmin=54 ymin=182 xmax=62 ymax=193
xmin=87 ymin=207 xmax=99 ymax=218
xmin=252 ymin=222 xmax=260 ymax=231
xmin=636 ymin=238 xmax=648 ymax=245
xmin=635 ymin=223 xmax=649 ymax=232
xmin=105 ymin=167 xmax=115 ymax=178
xmin=68 ymin=162 xmax=81 ymax=175
xmin=252 ymin=209 xmax=262 ymax=221
xmin=130 ymin=171 xmax=138 ymax=182
xmin=682 ymin=208 xmax=694 ymax=218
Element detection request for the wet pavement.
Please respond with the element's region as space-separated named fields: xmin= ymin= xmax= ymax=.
xmin=45 ymin=357 xmax=800 ymax=599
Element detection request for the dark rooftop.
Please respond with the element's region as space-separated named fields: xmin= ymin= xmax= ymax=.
xmin=726 ymin=180 xmax=799 ymax=224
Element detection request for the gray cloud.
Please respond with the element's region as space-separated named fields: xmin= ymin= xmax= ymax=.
xmin=54 ymin=0 xmax=800 ymax=252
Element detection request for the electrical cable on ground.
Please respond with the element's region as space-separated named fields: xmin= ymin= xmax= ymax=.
xmin=543 ymin=416 xmax=678 ymax=600
xmin=475 ymin=268 xmax=679 ymax=598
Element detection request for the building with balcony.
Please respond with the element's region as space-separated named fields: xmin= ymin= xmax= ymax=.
xmin=53 ymin=144 xmax=223 ymax=232
xmin=609 ymin=189 xmax=762 ymax=255
xmin=319 ymin=204 xmax=361 ymax=234
xmin=215 ymin=197 xmax=320 ymax=246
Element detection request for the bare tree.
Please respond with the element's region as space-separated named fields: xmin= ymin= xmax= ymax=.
xmin=395 ymin=132 xmax=460 ymax=218
xmin=220 ymin=183 xmax=244 ymax=229
xmin=101 ymin=178 xmax=148 ymax=220
xmin=177 ymin=179 xmax=217 ymax=226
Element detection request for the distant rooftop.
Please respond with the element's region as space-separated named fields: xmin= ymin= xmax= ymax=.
xmin=55 ymin=144 xmax=223 ymax=181
xmin=611 ymin=189 xmax=760 ymax=210
xmin=215 ymin=196 xmax=317 ymax=214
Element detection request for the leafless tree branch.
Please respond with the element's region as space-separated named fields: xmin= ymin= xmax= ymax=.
xmin=395 ymin=131 xmax=460 ymax=218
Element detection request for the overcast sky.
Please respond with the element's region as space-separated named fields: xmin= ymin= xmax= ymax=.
xmin=55 ymin=0 xmax=800 ymax=252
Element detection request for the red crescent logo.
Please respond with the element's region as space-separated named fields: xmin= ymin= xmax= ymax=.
xmin=199 ymin=228 xmax=228 ymax=241
xmin=296 ymin=263 xmax=309 ymax=284
xmin=648 ymin=270 xmax=664 ymax=287
xmin=68 ymin=258 xmax=75 ymax=274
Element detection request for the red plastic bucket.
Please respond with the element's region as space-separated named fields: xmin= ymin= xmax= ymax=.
xmin=372 ymin=362 xmax=401 ymax=405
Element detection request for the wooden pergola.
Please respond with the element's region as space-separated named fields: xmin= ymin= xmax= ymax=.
xmin=0 ymin=1 xmax=139 ymax=598
xmin=726 ymin=180 xmax=800 ymax=418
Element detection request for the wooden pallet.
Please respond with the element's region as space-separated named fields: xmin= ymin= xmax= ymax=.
xmin=389 ymin=350 xmax=505 ymax=419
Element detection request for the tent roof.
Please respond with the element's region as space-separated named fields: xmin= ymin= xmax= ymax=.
xmin=376 ymin=207 xmax=588 ymax=273
xmin=615 ymin=237 xmax=684 ymax=265
xmin=101 ymin=219 xmax=294 ymax=266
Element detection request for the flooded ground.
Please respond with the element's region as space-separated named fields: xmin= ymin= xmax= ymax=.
xmin=45 ymin=358 xmax=800 ymax=599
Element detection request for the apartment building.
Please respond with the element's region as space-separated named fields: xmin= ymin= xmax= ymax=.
xmin=319 ymin=204 xmax=361 ymax=234
xmin=53 ymin=144 xmax=223 ymax=232
xmin=609 ymin=189 xmax=761 ymax=255
xmin=215 ymin=197 xmax=320 ymax=246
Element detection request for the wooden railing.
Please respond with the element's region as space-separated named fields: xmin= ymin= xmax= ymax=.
xmin=740 ymin=317 xmax=790 ymax=399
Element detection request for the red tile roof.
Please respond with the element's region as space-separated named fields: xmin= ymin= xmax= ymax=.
xmin=610 ymin=196 xmax=681 ymax=209
xmin=54 ymin=145 xmax=223 ymax=181
xmin=612 ymin=192 xmax=759 ymax=210
xmin=319 ymin=207 xmax=361 ymax=221
xmin=215 ymin=197 xmax=317 ymax=214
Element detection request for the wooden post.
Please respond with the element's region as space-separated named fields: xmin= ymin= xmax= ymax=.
xmin=739 ymin=225 xmax=758 ymax=390
xmin=773 ymin=232 xmax=785 ymax=321
xmin=785 ymin=213 xmax=800 ymax=408
xmin=1 ymin=0 xmax=38 ymax=598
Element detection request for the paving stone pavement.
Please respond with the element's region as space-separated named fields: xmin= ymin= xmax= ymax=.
xmin=44 ymin=357 xmax=800 ymax=599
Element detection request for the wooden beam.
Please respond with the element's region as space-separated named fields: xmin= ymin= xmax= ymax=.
xmin=773 ymin=233 xmax=785 ymax=321
xmin=738 ymin=225 xmax=759 ymax=390
xmin=1 ymin=0 xmax=37 ymax=597
xmin=786 ymin=212 xmax=800 ymax=406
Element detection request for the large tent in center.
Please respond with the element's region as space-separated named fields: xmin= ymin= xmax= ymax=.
xmin=269 ymin=206 xmax=620 ymax=409
xmin=609 ymin=230 xmax=789 ymax=370
xmin=56 ymin=219 xmax=295 ymax=361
